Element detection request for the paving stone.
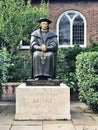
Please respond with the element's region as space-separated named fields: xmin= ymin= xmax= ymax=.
xmin=0 ymin=119 xmax=14 ymax=125
xmin=91 ymin=114 xmax=98 ymax=121
xmin=72 ymin=117 xmax=96 ymax=125
xmin=43 ymin=120 xmax=71 ymax=124
xmin=71 ymin=101 xmax=87 ymax=108
xmin=13 ymin=121 xmax=42 ymax=126
xmin=71 ymin=108 xmax=83 ymax=114
xmin=0 ymin=115 xmax=14 ymax=125
xmin=11 ymin=125 xmax=42 ymax=130
xmin=82 ymin=112 xmax=96 ymax=117
xmin=3 ymin=106 xmax=15 ymax=115
xmin=72 ymin=110 xmax=97 ymax=125
xmin=0 ymin=106 xmax=7 ymax=112
xmin=91 ymin=116 xmax=98 ymax=125
xmin=43 ymin=121 xmax=75 ymax=130
xmin=75 ymin=125 xmax=98 ymax=130
xmin=0 ymin=101 xmax=98 ymax=130
xmin=0 ymin=125 xmax=10 ymax=130
xmin=71 ymin=111 xmax=82 ymax=119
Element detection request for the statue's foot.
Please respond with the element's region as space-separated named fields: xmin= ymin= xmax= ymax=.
xmin=34 ymin=78 xmax=39 ymax=80
xmin=34 ymin=77 xmax=52 ymax=80
xmin=47 ymin=78 xmax=52 ymax=80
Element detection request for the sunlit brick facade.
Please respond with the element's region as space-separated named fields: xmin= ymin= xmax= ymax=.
xmin=32 ymin=0 xmax=98 ymax=47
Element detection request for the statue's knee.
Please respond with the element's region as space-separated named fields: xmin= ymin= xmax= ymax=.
xmin=47 ymin=52 xmax=53 ymax=56
xmin=33 ymin=51 xmax=40 ymax=58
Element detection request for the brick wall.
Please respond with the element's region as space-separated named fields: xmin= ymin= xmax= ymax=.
xmin=1 ymin=83 xmax=20 ymax=101
xmin=48 ymin=1 xmax=98 ymax=46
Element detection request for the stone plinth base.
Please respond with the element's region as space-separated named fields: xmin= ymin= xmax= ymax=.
xmin=15 ymin=83 xmax=71 ymax=120
xmin=26 ymin=78 xmax=60 ymax=86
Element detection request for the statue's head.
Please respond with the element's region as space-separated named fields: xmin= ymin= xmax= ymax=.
xmin=38 ymin=18 xmax=52 ymax=24
xmin=38 ymin=18 xmax=52 ymax=32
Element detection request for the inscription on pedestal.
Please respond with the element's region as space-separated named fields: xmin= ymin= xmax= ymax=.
xmin=15 ymin=83 xmax=71 ymax=120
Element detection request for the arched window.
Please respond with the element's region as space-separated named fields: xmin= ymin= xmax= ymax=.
xmin=56 ymin=10 xmax=86 ymax=47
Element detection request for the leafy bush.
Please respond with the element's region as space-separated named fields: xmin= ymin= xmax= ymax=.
xmin=57 ymin=45 xmax=83 ymax=93
xmin=8 ymin=54 xmax=30 ymax=82
xmin=85 ymin=42 xmax=98 ymax=52
xmin=0 ymin=0 xmax=49 ymax=82
xmin=0 ymin=48 xmax=10 ymax=98
xmin=0 ymin=54 xmax=3 ymax=98
xmin=76 ymin=52 xmax=98 ymax=112
xmin=57 ymin=43 xmax=98 ymax=94
xmin=0 ymin=0 xmax=49 ymax=54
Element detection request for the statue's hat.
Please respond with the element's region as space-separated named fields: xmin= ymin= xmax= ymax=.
xmin=38 ymin=18 xmax=52 ymax=24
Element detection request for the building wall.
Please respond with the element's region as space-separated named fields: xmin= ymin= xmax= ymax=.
xmin=49 ymin=1 xmax=98 ymax=46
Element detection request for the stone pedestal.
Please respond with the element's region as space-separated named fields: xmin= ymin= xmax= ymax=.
xmin=15 ymin=83 xmax=71 ymax=120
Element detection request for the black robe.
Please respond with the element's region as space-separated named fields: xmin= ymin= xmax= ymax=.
xmin=30 ymin=29 xmax=58 ymax=79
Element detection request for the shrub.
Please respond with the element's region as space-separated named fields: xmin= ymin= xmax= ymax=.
xmin=57 ymin=45 xmax=83 ymax=93
xmin=0 ymin=0 xmax=50 ymax=82
xmin=76 ymin=52 xmax=98 ymax=112
xmin=0 ymin=54 xmax=3 ymax=98
xmin=0 ymin=0 xmax=49 ymax=54
xmin=8 ymin=54 xmax=30 ymax=82
xmin=0 ymin=48 xmax=10 ymax=98
xmin=85 ymin=42 xmax=98 ymax=52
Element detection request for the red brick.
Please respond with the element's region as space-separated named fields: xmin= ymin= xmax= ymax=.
xmin=48 ymin=2 xmax=98 ymax=46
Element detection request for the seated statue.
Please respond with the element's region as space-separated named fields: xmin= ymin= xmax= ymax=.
xmin=30 ymin=18 xmax=58 ymax=80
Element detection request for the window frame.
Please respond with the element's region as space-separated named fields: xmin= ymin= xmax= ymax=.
xmin=56 ymin=10 xmax=87 ymax=48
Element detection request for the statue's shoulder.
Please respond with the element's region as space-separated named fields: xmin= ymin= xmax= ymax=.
xmin=49 ymin=30 xmax=57 ymax=37
xmin=31 ymin=29 xmax=40 ymax=37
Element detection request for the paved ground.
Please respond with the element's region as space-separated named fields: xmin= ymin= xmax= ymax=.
xmin=0 ymin=101 xmax=98 ymax=130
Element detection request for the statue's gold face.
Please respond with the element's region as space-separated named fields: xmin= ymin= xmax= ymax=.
xmin=41 ymin=22 xmax=49 ymax=32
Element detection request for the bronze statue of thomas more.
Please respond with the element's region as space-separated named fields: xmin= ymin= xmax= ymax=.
xmin=30 ymin=18 xmax=58 ymax=80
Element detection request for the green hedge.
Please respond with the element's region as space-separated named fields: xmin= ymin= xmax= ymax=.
xmin=1 ymin=43 xmax=97 ymax=98
xmin=8 ymin=54 xmax=30 ymax=82
xmin=76 ymin=52 xmax=98 ymax=112
xmin=57 ymin=45 xmax=83 ymax=93
xmin=0 ymin=48 xmax=10 ymax=99
xmin=0 ymin=0 xmax=49 ymax=55
xmin=6 ymin=44 xmax=98 ymax=95
xmin=0 ymin=54 xmax=3 ymax=99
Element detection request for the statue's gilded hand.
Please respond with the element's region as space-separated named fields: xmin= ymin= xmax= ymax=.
xmin=41 ymin=44 xmax=47 ymax=52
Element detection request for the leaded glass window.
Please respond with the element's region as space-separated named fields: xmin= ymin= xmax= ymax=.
xmin=59 ymin=14 xmax=70 ymax=45
xmin=73 ymin=15 xmax=84 ymax=45
xmin=57 ymin=10 xmax=86 ymax=47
